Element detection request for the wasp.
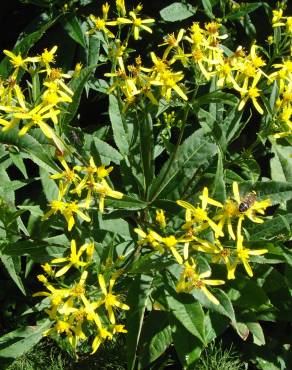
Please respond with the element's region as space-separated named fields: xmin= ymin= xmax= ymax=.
xmin=238 ymin=191 xmax=257 ymax=213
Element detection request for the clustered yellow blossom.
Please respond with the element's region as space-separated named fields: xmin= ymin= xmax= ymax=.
xmin=135 ymin=182 xmax=270 ymax=305
xmin=34 ymin=252 xmax=129 ymax=354
xmin=0 ymin=46 xmax=73 ymax=150
xmin=86 ymin=3 xmax=291 ymax=122
xmin=43 ymin=156 xmax=123 ymax=230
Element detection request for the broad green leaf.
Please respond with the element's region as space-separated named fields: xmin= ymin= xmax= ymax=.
xmin=2 ymin=239 xmax=67 ymax=262
xmin=165 ymin=288 xmax=205 ymax=344
xmin=138 ymin=311 xmax=172 ymax=368
xmin=98 ymin=213 xmax=132 ymax=238
xmin=105 ymin=195 xmax=148 ymax=210
xmin=226 ymin=2 xmax=262 ymax=20
xmin=271 ymin=143 xmax=292 ymax=183
xmin=0 ymin=255 xmax=25 ymax=295
xmin=195 ymin=91 xmax=238 ymax=107
xmin=246 ymin=322 xmax=265 ymax=345
xmin=204 ymin=312 xmax=229 ymax=343
xmin=228 ymin=278 xmax=269 ymax=309
xmin=192 ymin=288 xmax=236 ymax=323
xmin=211 ymin=149 xmax=226 ymax=202
xmin=109 ymin=95 xmax=129 ymax=156
xmin=250 ymin=214 xmax=292 ymax=241
xmin=93 ymin=137 xmax=123 ymax=165
xmin=149 ymin=129 xmax=216 ymax=201
xmin=201 ymin=0 xmax=215 ymax=19
xmin=171 ymin=317 xmax=203 ymax=368
xmin=0 ymin=167 xmax=15 ymax=205
xmin=39 ymin=167 xmax=59 ymax=202
xmin=160 ymin=2 xmax=196 ymax=22
xmin=0 ymin=129 xmax=58 ymax=172
xmin=62 ymin=15 xmax=86 ymax=48
xmin=126 ymin=274 xmax=153 ymax=370
xmin=86 ymin=34 xmax=100 ymax=69
xmin=0 ymin=320 xmax=50 ymax=358
xmin=9 ymin=150 xmax=28 ymax=179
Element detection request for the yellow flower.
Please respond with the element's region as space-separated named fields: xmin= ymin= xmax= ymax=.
xmin=93 ymin=179 xmax=123 ymax=213
xmin=117 ymin=11 xmax=155 ymax=40
xmin=98 ymin=274 xmax=129 ymax=324
xmin=134 ymin=228 xmax=164 ymax=252
xmin=176 ymin=259 xmax=225 ymax=305
xmin=236 ymin=72 xmax=264 ymax=114
xmin=51 ymin=240 xmax=88 ymax=277
xmin=230 ymin=234 xmax=268 ymax=278
xmin=148 ymin=231 xmax=192 ymax=264
xmin=156 ymin=209 xmax=166 ymax=229
xmin=91 ymin=327 xmax=113 ymax=354
xmin=177 ymin=187 xmax=224 ymax=237
xmin=13 ymin=103 xmax=60 ymax=138
xmin=3 ymin=50 xmax=39 ymax=77
xmin=87 ymin=14 xmax=117 ymax=38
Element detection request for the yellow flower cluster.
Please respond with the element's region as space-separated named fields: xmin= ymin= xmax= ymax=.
xmin=0 ymin=46 xmax=73 ymax=150
xmin=135 ymin=182 xmax=271 ymax=305
xmin=43 ymin=156 xmax=123 ymax=230
xmin=86 ymin=4 xmax=291 ymax=121
xmin=34 ymin=242 xmax=129 ymax=354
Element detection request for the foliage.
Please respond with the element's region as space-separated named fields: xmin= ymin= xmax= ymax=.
xmin=0 ymin=0 xmax=291 ymax=369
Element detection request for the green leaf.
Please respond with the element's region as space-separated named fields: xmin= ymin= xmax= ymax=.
xmin=98 ymin=213 xmax=132 ymax=238
xmin=204 ymin=312 xmax=229 ymax=343
xmin=1 ymin=239 xmax=67 ymax=262
xmin=126 ymin=274 xmax=153 ymax=370
xmin=39 ymin=167 xmax=59 ymax=202
xmin=201 ymin=0 xmax=215 ymax=19
xmin=9 ymin=149 xmax=28 ymax=179
xmin=165 ymin=288 xmax=205 ymax=344
xmin=138 ymin=311 xmax=172 ymax=368
xmin=86 ymin=35 xmax=100 ymax=68
xmin=92 ymin=137 xmax=123 ymax=165
xmin=62 ymin=15 xmax=86 ymax=48
xmin=250 ymin=214 xmax=292 ymax=241
xmin=226 ymin=2 xmax=262 ymax=20
xmin=0 ymin=129 xmax=58 ymax=172
xmin=211 ymin=149 xmax=226 ymax=203
xmin=0 ymin=320 xmax=50 ymax=358
xmin=109 ymin=95 xmax=129 ymax=156
xmin=195 ymin=91 xmax=238 ymax=107
xmin=160 ymin=2 xmax=196 ymax=22
xmin=149 ymin=129 xmax=216 ymax=201
xmin=246 ymin=322 xmax=265 ymax=346
xmin=271 ymin=142 xmax=292 ymax=183
xmin=105 ymin=195 xmax=148 ymax=210
xmin=192 ymin=288 xmax=236 ymax=323
xmin=171 ymin=318 xmax=203 ymax=368
xmin=0 ymin=255 xmax=25 ymax=295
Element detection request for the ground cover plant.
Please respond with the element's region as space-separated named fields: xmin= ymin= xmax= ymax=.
xmin=0 ymin=0 xmax=291 ymax=369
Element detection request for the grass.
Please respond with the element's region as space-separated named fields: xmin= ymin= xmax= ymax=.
xmin=5 ymin=338 xmax=246 ymax=370
xmin=195 ymin=341 xmax=247 ymax=370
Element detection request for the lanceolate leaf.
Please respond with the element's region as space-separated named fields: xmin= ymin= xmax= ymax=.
xmin=62 ymin=15 xmax=86 ymax=48
xmin=149 ymin=129 xmax=216 ymax=201
xmin=164 ymin=288 xmax=205 ymax=344
xmin=0 ymin=255 xmax=26 ymax=295
xmin=138 ymin=311 xmax=172 ymax=368
xmin=109 ymin=95 xmax=129 ymax=156
xmin=0 ymin=320 xmax=50 ymax=358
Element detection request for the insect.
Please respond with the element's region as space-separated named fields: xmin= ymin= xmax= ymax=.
xmin=238 ymin=191 xmax=257 ymax=212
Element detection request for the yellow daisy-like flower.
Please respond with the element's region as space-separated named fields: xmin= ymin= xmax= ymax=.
xmin=117 ymin=11 xmax=155 ymax=40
